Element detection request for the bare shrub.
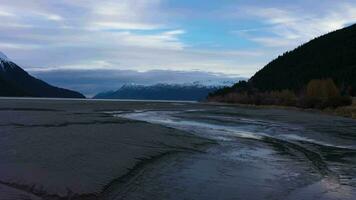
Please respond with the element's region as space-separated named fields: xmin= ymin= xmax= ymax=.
xmin=306 ymin=79 xmax=340 ymax=98
xmin=301 ymin=79 xmax=351 ymax=108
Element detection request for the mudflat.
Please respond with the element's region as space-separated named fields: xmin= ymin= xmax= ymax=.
xmin=0 ymin=98 xmax=355 ymax=200
xmin=0 ymin=98 xmax=212 ymax=199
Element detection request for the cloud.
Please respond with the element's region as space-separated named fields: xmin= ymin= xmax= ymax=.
xmin=85 ymin=0 xmax=164 ymax=31
xmin=118 ymin=30 xmax=186 ymax=50
xmin=0 ymin=0 xmax=196 ymax=64
xmin=17 ymin=46 xmax=262 ymax=77
xmin=90 ymin=22 xmax=160 ymax=30
xmin=164 ymin=30 xmax=186 ymax=35
xmin=0 ymin=9 xmax=15 ymax=17
xmin=0 ymin=0 xmax=192 ymax=68
xmin=34 ymin=12 xmax=63 ymax=21
xmin=233 ymin=2 xmax=356 ymax=48
xmin=0 ymin=42 xmax=41 ymax=50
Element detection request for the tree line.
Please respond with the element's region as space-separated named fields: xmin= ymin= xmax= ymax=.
xmin=208 ymin=79 xmax=352 ymax=109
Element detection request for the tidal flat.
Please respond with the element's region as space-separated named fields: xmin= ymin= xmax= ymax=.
xmin=0 ymin=98 xmax=355 ymax=200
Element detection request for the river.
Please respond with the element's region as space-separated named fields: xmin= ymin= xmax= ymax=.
xmin=112 ymin=106 xmax=356 ymax=200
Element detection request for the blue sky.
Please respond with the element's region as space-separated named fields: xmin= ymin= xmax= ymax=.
xmin=1 ymin=0 xmax=356 ymax=95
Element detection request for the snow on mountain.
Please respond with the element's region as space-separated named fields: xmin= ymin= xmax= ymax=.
xmin=0 ymin=51 xmax=18 ymax=71
xmin=0 ymin=51 xmax=12 ymax=71
xmin=119 ymin=79 xmax=236 ymax=89
xmin=0 ymin=51 xmax=9 ymax=61
xmin=190 ymin=80 xmax=236 ymax=87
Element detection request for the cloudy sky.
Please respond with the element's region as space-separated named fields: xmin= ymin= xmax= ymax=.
xmin=1 ymin=0 xmax=356 ymax=96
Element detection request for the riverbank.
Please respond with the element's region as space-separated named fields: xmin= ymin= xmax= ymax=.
xmin=207 ymin=98 xmax=356 ymax=120
xmin=327 ymin=98 xmax=356 ymax=119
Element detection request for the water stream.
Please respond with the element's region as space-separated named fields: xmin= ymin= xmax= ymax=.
xmin=111 ymin=108 xmax=356 ymax=200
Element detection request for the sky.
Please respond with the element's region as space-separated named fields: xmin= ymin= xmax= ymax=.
xmin=1 ymin=0 xmax=356 ymax=96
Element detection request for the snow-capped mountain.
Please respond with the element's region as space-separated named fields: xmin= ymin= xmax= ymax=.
xmin=94 ymin=82 xmax=230 ymax=101
xmin=0 ymin=51 xmax=85 ymax=98
xmin=0 ymin=52 xmax=15 ymax=71
xmin=0 ymin=51 xmax=9 ymax=61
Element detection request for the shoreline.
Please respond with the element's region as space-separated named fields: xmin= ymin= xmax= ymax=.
xmin=2 ymin=96 xmax=354 ymax=119
xmin=204 ymin=100 xmax=356 ymax=120
xmin=0 ymin=96 xmax=198 ymax=103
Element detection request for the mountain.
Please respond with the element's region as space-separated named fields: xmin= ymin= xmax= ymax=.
xmin=94 ymin=83 xmax=226 ymax=101
xmin=249 ymin=24 xmax=356 ymax=95
xmin=0 ymin=52 xmax=85 ymax=98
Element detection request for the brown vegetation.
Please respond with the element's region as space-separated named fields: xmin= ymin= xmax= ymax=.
xmin=306 ymin=79 xmax=340 ymax=98
xmin=209 ymin=90 xmax=297 ymax=106
xmin=330 ymin=98 xmax=356 ymax=119
xmin=208 ymin=79 xmax=353 ymax=111
xmin=299 ymin=79 xmax=352 ymax=109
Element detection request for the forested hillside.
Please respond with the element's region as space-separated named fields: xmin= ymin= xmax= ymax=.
xmin=250 ymin=24 xmax=356 ymax=95
xmin=209 ymin=24 xmax=356 ymax=109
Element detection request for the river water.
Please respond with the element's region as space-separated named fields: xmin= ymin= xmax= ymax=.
xmin=112 ymin=106 xmax=356 ymax=200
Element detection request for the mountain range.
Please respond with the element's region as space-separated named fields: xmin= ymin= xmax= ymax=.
xmin=0 ymin=52 xmax=85 ymax=98
xmin=94 ymin=83 xmax=228 ymax=101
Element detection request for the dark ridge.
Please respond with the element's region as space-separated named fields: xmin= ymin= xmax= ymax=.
xmin=250 ymin=24 xmax=356 ymax=94
xmin=0 ymin=55 xmax=85 ymax=98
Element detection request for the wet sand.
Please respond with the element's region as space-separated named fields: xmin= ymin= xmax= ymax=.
xmin=0 ymin=99 xmax=212 ymax=199
xmin=0 ymin=98 xmax=355 ymax=200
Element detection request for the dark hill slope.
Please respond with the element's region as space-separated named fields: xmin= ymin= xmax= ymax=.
xmin=250 ymin=24 xmax=356 ymax=94
xmin=0 ymin=52 xmax=85 ymax=98
xmin=0 ymin=76 xmax=28 ymax=97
